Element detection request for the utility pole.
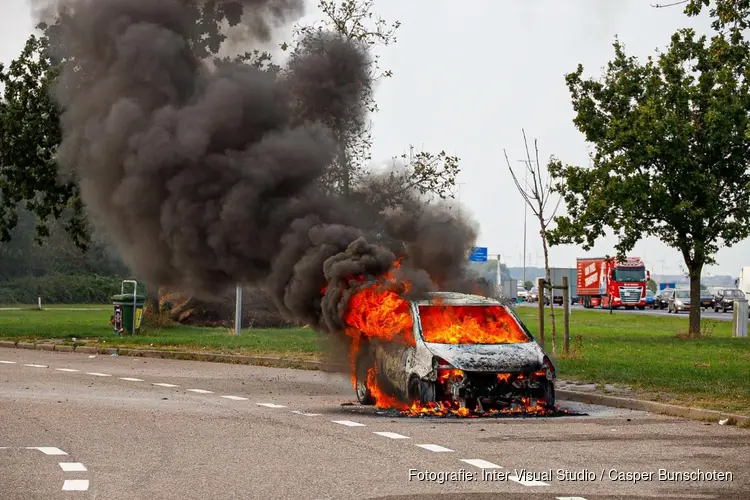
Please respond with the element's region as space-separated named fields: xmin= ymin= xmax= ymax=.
xmin=234 ymin=284 xmax=243 ymax=335
xmin=456 ymin=182 xmax=467 ymax=220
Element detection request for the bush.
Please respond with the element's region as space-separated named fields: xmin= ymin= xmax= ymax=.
xmin=0 ymin=274 xmax=125 ymax=304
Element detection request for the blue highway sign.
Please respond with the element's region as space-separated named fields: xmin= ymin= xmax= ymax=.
xmin=469 ymin=247 xmax=488 ymax=262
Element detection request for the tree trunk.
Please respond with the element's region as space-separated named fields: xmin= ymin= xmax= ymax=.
xmin=540 ymin=226 xmax=556 ymax=353
xmin=688 ymin=264 xmax=703 ymax=337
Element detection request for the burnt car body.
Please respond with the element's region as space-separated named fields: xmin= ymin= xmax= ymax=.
xmin=713 ymin=288 xmax=745 ymax=312
xmin=354 ymin=292 xmax=556 ymax=412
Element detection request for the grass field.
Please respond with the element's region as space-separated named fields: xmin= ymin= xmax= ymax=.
xmin=0 ymin=304 xmax=748 ymax=414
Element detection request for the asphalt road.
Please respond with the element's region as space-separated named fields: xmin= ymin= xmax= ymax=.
xmin=516 ymin=302 xmax=737 ymax=322
xmin=1 ymin=349 xmax=747 ymax=500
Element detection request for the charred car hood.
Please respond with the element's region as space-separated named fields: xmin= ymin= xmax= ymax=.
xmin=423 ymin=342 xmax=544 ymax=372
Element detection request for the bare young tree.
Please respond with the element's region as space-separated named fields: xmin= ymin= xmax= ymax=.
xmin=503 ymin=130 xmax=562 ymax=353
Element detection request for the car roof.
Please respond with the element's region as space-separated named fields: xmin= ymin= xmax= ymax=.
xmin=413 ymin=291 xmax=502 ymax=306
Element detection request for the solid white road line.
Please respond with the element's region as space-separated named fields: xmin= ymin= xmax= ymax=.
xmin=55 ymin=368 xmax=79 ymax=372
xmin=256 ymin=403 xmax=286 ymax=408
xmin=373 ymin=432 xmax=409 ymax=440
xmin=24 ymin=364 xmax=47 ymax=368
xmin=186 ymin=389 xmax=213 ymax=394
xmin=460 ymin=459 xmax=501 ymax=469
xmin=0 ymin=360 xmax=16 ymax=364
xmin=62 ymin=479 xmax=89 ymax=491
xmin=152 ymin=383 xmax=179 ymax=387
xmin=556 ymin=497 xmax=588 ymax=500
xmin=29 ymin=447 xmax=68 ymax=456
xmin=290 ymin=411 xmax=322 ymax=416
xmin=220 ymin=395 xmax=248 ymax=401
xmin=119 ymin=377 xmax=144 ymax=382
xmin=59 ymin=462 xmax=87 ymax=472
xmin=415 ymin=444 xmax=454 ymax=452
xmin=86 ymin=372 xmax=111 ymax=377
xmin=509 ymin=475 xmax=550 ymax=486
xmin=332 ymin=420 xmax=366 ymax=427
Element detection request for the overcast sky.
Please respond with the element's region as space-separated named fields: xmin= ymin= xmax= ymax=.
xmin=2 ymin=0 xmax=747 ymax=277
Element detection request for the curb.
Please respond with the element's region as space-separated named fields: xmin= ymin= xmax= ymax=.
xmin=1 ymin=342 xmax=746 ymax=426
xmin=557 ymin=389 xmax=749 ymax=427
xmin=0 ymin=341 xmax=347 ymax=372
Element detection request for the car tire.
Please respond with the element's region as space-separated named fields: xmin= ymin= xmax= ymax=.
xmin=408 ymin=375 xmax=436 ymax=405
xmin=354 ymin=353 xmax=375 ymax=405
xmin=541 ymin=380 xmax=555 ymax=408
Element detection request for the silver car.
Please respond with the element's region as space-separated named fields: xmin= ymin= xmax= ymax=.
xmin=354 ymin=292 xmax=556 ymax=412
xmin=667 ymin=289 xmax=691 ymax=313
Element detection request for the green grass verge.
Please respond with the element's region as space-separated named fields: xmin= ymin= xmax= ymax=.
xmin=514 ymin=307 xmax=750 ymax=415
xmin=0 ymin=305 xmax=748 ymax=414
xmin=0 ymin=307 xmax=323 ymax=358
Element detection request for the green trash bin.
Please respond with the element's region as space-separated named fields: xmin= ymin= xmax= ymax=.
xmin=111 ymin=280 xmax=147 ymax=335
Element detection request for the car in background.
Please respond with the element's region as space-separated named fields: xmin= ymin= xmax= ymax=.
xmin=645 ymin=289 xmax=655 ymax=307
xmin=517 ymin=286 xmax=528 ymax=300
xmin=713 ymin=288 xmax=746 ymax=313
xmin=527 ymin=287 xmax=539 ymax=303
xmin=653 ymin=289 xmax=672 ymax=309
xmin=667 ymin=289 xmax=691 ymax=313
xmin=699 ymin=289 xmax=714 ymax=310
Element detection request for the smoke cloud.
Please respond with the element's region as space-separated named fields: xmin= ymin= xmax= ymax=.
xmin=42 ymin=0 xmax=490 ymax=340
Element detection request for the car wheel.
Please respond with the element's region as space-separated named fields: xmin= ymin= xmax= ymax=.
xmin=354 ymin=353 xmax=375 ymax=405
xmin=541 ymin=380 xmax=555 ymax=408
xmin=408 ymin=374 xmax=436 ymax=405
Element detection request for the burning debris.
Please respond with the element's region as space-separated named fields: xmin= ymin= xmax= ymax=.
xmin=41 ymin=0 xmax=559 ymax=418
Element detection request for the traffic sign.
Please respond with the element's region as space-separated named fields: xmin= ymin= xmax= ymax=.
xmin=469 ymin=247 xmax=488 ymax=262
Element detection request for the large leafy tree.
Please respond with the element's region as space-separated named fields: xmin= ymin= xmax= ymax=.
xmin=547 ymin=4 xmax=750 ymax=335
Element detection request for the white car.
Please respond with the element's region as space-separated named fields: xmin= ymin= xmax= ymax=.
xmin=517 ymin=286 xmax=528 ymax=299
xmin=354 ymin=292 xmax=557 ymax=412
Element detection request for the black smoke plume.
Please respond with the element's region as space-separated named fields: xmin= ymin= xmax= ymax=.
xmin=42 ymin=0 xmax=491 ymax=341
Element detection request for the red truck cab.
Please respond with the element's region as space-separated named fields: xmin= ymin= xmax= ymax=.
xmin=576 ymin=256 xmax=650 ymax=310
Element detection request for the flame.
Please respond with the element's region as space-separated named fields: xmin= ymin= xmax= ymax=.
xmin=418 ymin=305 xmax=529 ymax=345
xmin=339 ymin=258 xmax=562 ymax=418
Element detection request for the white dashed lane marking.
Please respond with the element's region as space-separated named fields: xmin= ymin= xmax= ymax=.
xmin=220 ymin=395 xmax=248 ymax=401
xmin=62 ymin=479 xmax=90 ymax=491
xmin=290 ymin=411 xmax=321 ymax=416
xmin=120 ymin=377 xmax=144 ymax=382
xmin=24 ymin=364 xmax=47 ymax=368
xmin=256 ymin=403 xmax=286 ymax=408
xmin=29 ymin=447 xmax=68 ymax=456
xmin=373 ymin=432 xmax=409 ymax=440
xmin=186 ymin=389 xmax=213 ymax=394
xmin=332 ymin=420 xmax=366 ymax=427
xmin=86 ymin=372 xmax=111 ymax=377
xmin=59 ymin=462 xmax=87 ymax=472
xmin=0 ymin=360 xmax=17 ymax=364
xmin=55 ymin=368 xmax=79 ymax=372
xmin=461 ymin=459 xmax=501 ymax=469
xmin=415 ymin=444 xmax=453 ymax=452
xmin=557 ymin=497 xmax=588 ymax=499
xmin=152 ymin=383 xmax=179 ymax=387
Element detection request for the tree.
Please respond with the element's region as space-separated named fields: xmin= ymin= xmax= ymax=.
xmin=504 ymin=130 xmax=562 ymax=353
xmin=285 ymin=0 xmax=401 ymax=198
xmin=546 ymin=12 xmax=750 ymax=335
xmin=647 ymin=279 xmax=658 ymax=293
xmin=524 ymin=280 xmax=534 ymax=289
xmin=0 ymin=34 xmax=88 ymax=250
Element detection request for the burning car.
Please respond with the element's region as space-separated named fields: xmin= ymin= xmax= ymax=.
xmin=351 ymin=291 xmax=556 ymax=414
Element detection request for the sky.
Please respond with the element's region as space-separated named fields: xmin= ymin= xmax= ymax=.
xmin=1 ymin=0 xmax=748 ymax=278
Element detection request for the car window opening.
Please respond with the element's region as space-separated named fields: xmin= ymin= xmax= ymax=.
xmin=417 ymin=304 xmax=530 ymax=345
